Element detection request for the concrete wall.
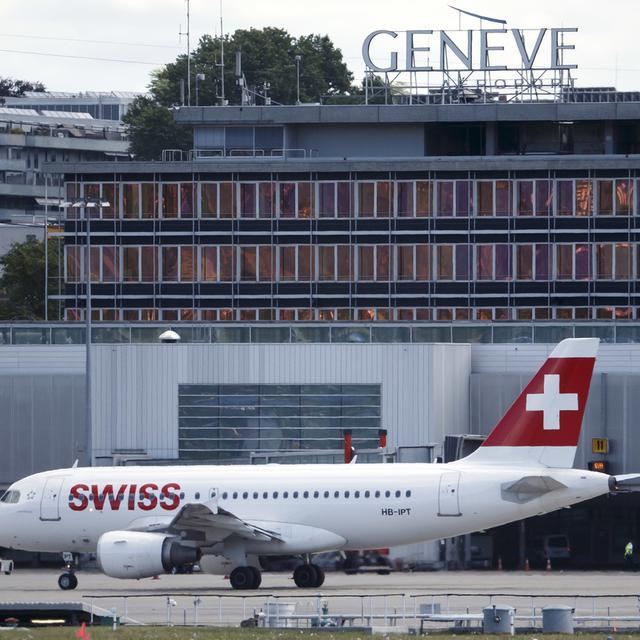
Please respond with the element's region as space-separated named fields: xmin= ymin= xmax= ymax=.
xmin=291 ymin=124 xmax=424 ymax=158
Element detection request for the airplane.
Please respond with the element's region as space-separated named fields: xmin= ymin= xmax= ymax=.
xmin=0 ymin=337 xmax=637 ymax=591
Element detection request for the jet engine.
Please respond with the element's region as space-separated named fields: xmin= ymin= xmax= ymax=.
xmin=97 ymin=531 xmax=201 ymax=579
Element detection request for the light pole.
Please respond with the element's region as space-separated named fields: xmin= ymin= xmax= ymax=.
xmin=195 ymin=73 xmax=205 ymax=106
xmin=71 ymin=197 xmax=110 ymax=467
xmin=295 ymin=55 xmax=301 ymax=105
xmin=36 ymin=195 xmax=108 ymax=466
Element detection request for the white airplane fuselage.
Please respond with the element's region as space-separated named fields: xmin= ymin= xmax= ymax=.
xmin=0 ymin=462 xmax=610 ymax=557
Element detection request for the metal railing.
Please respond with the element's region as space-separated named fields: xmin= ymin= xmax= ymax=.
xmin=80 ymin=590 xmax=640 ymax=629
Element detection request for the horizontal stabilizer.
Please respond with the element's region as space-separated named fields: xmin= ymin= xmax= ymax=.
xmin=501 ymin=475 xmax=567 ymax=503
xmin=609 ymin=474 xmax=640 ymax=493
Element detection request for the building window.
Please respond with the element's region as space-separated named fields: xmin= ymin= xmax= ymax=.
xmin=201 ymin=183 xmax=218 ymax=217
xmin=123 ymin=183 xmax=140 ymax=218
xmin=178 ymin=383 xmax=381 ymax=462
xmin=161 ymin=183 xmax=178 ymax=218
xmin=239 ymin=183 xmax=256 ymax=218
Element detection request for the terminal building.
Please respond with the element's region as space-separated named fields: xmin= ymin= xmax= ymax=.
xmin=3 ymin=28 xmax=640 ymax=568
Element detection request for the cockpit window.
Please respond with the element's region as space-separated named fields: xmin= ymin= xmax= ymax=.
xmin=0 ymin=490 xmax=20 ymax=504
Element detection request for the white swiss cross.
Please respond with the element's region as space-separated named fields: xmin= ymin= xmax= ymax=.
xmin=525 ymin=374 xmax=578 ymax=430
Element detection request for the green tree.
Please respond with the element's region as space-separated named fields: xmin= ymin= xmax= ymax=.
xmin=0 ymin=237 xmax=60 ymax=320
xmin=122 ymin=96 xmax=191 ymax=161
xmin=150 ymin=28 xmax=354 ymax=107
xmin=0 ymin=78 xmax=45 ymax=97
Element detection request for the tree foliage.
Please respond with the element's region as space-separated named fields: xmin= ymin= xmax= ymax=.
xmin=122 ymin=96 xmax=191 ymax=161
xmin=124 ymin=27 xmax=356 ymax=159
xmin=150 ymin=27 xmax=354 ymax=107
xmin=0 ymin=237 xmax=60 ymax=320
xmin=0 ymin=78 xmax=45 ymax=98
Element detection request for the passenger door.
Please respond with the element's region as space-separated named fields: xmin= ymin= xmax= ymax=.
xmin=40 ymin=477 xmax=66 ymax=521
xmin=438 ymin=471 xmax=462 ymax=517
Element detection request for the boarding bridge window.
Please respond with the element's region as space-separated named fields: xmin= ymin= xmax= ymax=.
xmin=178 ymin=383 xmax=381 ymax=463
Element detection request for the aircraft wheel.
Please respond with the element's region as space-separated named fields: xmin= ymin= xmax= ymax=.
xmin=310 ymin=564 xmax=325 ymax=587
xmin=58 ymin=572 xmax=78 ymax=590
xmin=293 ymin=563 xmax=318 ymax=588
xmin=249 ymin=566 xmax=262 ymax=589
xmin=229 ymin=566 xmax=255 ymax=590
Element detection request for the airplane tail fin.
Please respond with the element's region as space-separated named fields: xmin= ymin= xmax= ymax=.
xmin=462 ymin=338 xmax=598 ymax=468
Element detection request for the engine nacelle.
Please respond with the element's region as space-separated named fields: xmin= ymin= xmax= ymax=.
xmin=97 ymin=531 xmax=200 ymax=579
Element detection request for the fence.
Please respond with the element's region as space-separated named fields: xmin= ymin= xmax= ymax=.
xmin=81 ymin=591 xmax=640 ymax=629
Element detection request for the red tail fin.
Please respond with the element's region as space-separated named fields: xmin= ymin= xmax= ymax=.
xmin=464 ymin=338 xmax=598 ymax=467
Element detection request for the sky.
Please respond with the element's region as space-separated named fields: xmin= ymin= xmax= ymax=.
xmin=2 ymin=0 xmax=640 ymax=94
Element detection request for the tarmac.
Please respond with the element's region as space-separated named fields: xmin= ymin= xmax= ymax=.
xmin=1 ymin=569 xmax=639 ymax=628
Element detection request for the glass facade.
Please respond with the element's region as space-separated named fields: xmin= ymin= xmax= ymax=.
xmin=61 ymin=174 xmax=640 ymax=322
xmin=178 ymin=383 xmax=381 ymax=462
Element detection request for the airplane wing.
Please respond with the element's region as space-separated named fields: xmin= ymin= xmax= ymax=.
xmin=128 ymin=502 xmax=284 ymax=544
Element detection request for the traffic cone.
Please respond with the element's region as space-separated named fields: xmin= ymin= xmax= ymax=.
xmin=497 ymin=557 xmax=503 ymax=571
xmin=546 ymin=557 xmax=552 ymax=572
xmin=75 ymin=622 xmax=91 ymax=639
xmin=524 ymin=558 xmax=530 ymax=572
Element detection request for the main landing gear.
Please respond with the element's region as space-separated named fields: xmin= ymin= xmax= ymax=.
xmin=229 ymin=565 xmax=262 ymax=590
xmin=293 ymin=563 xmax=325 ymax=588
xmin=58 ymin=552 xmax=78 ymax=590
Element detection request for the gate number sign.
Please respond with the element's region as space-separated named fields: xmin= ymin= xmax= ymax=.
xmin=592 ymin=438 xmax=609 ymax=454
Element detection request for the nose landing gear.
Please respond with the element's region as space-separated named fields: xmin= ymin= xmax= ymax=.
xmin=58 ymin=552 xmax=78 ymax=590
xmin=58 ymin=571 xmax=78 ymax=590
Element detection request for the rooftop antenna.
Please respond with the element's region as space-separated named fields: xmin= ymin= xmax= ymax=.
xmin=178 ymin=0 xmax=191 ymax=105
xmin=219 ymin=0 xmax=225 ymax=105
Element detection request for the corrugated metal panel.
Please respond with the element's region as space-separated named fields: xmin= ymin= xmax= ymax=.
xmin=0 ymin=346 xmax=84 ymax=374
xmin=0 ymin=372 xmax=85 ymax=486
xmin=92 ymin=343 xmax=471 ymax=460
xmin=472 ymin=344 xmax=640 ymax=374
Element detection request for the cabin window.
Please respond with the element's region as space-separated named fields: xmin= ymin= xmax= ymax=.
xmin=273 ymin=491 xmax=278 ymax=499
xmin=345 ymin=491 xmax=350 ymax=498
xmin=324 ymin=491 xmax=329 ymax=498
xmin=355 ymin=491 xmax=360 ymax=498
xmin=303 ymin=491 xmax=309 ymax=498
xmin=313 ymin=491 xmax=319 ymax=498
xmin=406 ymin=490 xmax=412 ymax=497
xmin=334 ymin=491 xmax=339 ymax=498
xmin=222 ymin=492 xmax=228 ymax=499
xmin=385 ymin=490 xmax=391 ymax=498
xmin=195 ymin=492 xmax=200 ymax=500
xmin=232 ymin=492 xmax=238 ymax=499
xmin=364 ymin=490 xmax=370 ymax=498
xmin=253 ymin=492 xmax=258 ymax=499
xmin=283 ymin=491 xmax=289 ymax=499
xmin=293 ymin=491 xmax=299 ymax=499
xmin=395 ymin=490 xmax=401 ymax=498
xmin=263 ymin=491 xmax=268 ymax=499
xmin=375 ymin=490 xmax=380 ymax=498
xmin=242 ymin=492 xmax=248 ymax=499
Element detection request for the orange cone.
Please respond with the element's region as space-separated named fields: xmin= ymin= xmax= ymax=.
xmin=75 ymin=622 xmax=91 ymax=640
